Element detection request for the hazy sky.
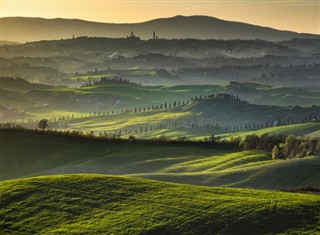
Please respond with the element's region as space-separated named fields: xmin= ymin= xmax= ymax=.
xmin=1 ymin=0 xmax=319 ymax=34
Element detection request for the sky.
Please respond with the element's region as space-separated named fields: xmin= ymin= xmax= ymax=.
xmin=1 ymin=0 xmax=319 ymax=34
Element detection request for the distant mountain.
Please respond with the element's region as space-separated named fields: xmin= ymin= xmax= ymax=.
xmin=1 ymin=15 xmax=319 ymax=43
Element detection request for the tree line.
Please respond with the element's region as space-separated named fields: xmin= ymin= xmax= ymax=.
xmin=238 ymin=134 xmax=320 ymax=159
xmin=0 ymin=124 xmax=238 ymax=149
xmin=81 ymin=76 xmax=141 ymax=87
xmin=1 ymin=121 xmax=319 ymax=159
xmin=7 ymin=91 xmax=320 ymax=137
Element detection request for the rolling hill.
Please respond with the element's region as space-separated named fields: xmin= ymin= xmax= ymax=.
xmin=130 ymin=122 xmax=320 ymax=140
xmin=56 ymin=96 xmax=320 ymax=134
xmin=1 ymin=174 xmax=320 ymax=234
xmin=3 ymin=13 xmax=320 ymax=235
xmin=2 ymin=35 xmax=320 ymax=88
xmin=0 ymin=77 xmax=54 ymax=91
xmin=175 ymin=96 xmax=320 ymax=125
xmin=3 ymin=82 xmax=319 ymax=122
xmin=2 ymin=130 xmax=320 ymax=190
xmin=1 ymin=15 xmax=319 ymax=43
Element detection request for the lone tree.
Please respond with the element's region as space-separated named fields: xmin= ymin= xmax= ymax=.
xmin=37 ymin=119 xmax=49 ymax=131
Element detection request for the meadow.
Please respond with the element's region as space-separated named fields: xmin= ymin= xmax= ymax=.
xmin=2 ymin=130 xmax=320 ymax=190
xmin=1 ymin=174 xmax=320 ymax=234
xmin=4 ymin=82 xmax=320 ymax=122
xmin=63 ymin=115 xmax=320 ymax=140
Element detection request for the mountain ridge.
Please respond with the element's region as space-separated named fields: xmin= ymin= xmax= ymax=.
xmin=1 ymin=15 xmax=319 ymax=42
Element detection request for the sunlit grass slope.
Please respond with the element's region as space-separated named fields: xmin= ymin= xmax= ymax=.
xmin=22 ymin=83 xmax=320 ymax=120
xmin=1 ymin=130 xmax=225 ymax=180
xmin=219 ymin=122 xmax=320 ymax=139
xmin=2 ymin=130 xmax=320 ymax=190
xmin=1 ymin=174 xmax=320 ymax=235
xmin=136 ymin=155 xmax=320 ymax=189
xmin=66 ymin=119 xmax=320 ymax=139
xmin=138 ymin=122 xmax=320 ymax=140
xmin=23 ymin=85 xmax=218 ymax=120
xmin=68 ymin=110 xmax=191 ymax=131
xmin=25 ymin=85 xmax=221 ymax=115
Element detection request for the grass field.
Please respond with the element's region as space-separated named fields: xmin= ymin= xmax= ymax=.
xmin=1 ymin=130 xmax=228 ymax=180
xmin=67 ymin=110 xmax=191 ymax=131
xmin=1 ymin=174 xmax=320 ymax=235
xmin=2 ymin=130 xmax=320 ymax=190
xmin=20 ymin=85 xmax=220 ymax=120
xmin=63 ymin=116 xmax=320 ymax=139
xmin=219 ymin=122 xmax=320 ymax=139
xmin=8 ymin=83 xmax=320 ymax=122
xmin=126 ymin=122 xmax=320 ymax=140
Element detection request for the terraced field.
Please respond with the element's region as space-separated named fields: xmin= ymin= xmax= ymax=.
xmin=1 ymin=174 xmax=320 ymax=235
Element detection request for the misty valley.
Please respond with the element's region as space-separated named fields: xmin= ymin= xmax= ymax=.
xmin=1 ymin=15 xmax=320 ymax=235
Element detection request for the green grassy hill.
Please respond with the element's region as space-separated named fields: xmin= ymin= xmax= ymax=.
xmin=61 ymin=104 xmax=320 ymax=138
xmin=126 ymin=122 xmax=320 ymax=140
xmin=0 ymin=77 xmax=54 ymax=92
xmin=136 ymin=155 xmax=320 ymax=189
xmin=18 ymin=85 xmax=220 ymax=119
xmin=4 ymin=83 xmax=320 ymax=122
xmin=1 ymin=130 xmax=227 ymax=180
xmin=226 ymin=82 xmax=320 ymax=106
xmin=219 ymin=122 xmax=320 ymax=139
xmin=2 ymin=130 xmax=320 ymax=190
xmin=176 ymin=97 xmax=319 ymax=126
xmin=1 ymin=174 xmax=320 ymax=235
